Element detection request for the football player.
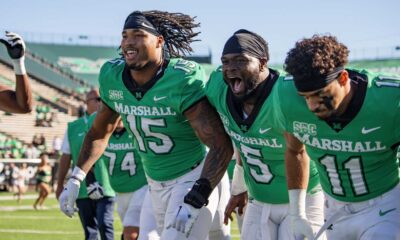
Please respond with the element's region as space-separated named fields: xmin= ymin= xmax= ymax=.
xmin=197 ymin=29 xmax=324 ymax=240
xmin=279 ymin=35 xmax=400 ymax=239
xmin=56 ymin=89 xmax=116 ymax=240
xmin=59 ymin=10 xmax=233 ymax=240
xmin=99 ymin=118 xmax=158 ymax=240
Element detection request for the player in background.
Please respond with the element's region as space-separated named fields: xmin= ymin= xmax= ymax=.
xmin=56 ymin=89 xmax=115 ymax=240
xmin=0 ymin=31 xmax=32 ymax=113
xmin=98 ymin=117 xmax=158 ymax=240
xmin=190 ymin=29 xmax=324 ymax=240
xmin=279 ymin=34 xmax=400 ymax=239
xmin=59 ymin=10 xmax=233 ymax=240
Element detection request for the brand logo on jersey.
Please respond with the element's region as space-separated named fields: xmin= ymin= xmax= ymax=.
xmin=361 ymin=126 xmax=381 ymax=134
xmin=294 ymin=132 xmax=386 ymax=153
xmin=293 ymin=121 xmax=317 ymax=136
xmin=259 ymin=128 xmax=271 ymax=134
xmin=379 ymin=208 xmax=396 ymax=216
xmin=109 ymin=90 xmax=124 ymax=100
xmin=153 ymin=96 xmax=167 ymax=102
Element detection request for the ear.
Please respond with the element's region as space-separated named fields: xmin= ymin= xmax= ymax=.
xmin=156 ymin=35 xmax=164 ymax=48
xmin=338 ymin=70 xmax=349 ymax=86
xmin=259 ymin=58 xmax=268 ymax=71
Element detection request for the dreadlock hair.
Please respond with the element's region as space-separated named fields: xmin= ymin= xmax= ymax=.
xmin=141 ymin=10 xmax=201 ymax=58
xmin=284 ymin=34 xmax=349 ymax=84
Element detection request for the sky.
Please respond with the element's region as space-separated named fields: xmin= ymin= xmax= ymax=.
xmin=0 ymin=0 xmax=399 ymax=64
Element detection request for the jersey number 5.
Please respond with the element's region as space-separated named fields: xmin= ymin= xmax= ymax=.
xmin=240 ymin=143 xmax=274 ymax=184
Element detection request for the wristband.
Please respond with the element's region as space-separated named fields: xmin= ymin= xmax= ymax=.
xmin=184 ymin=178 xmax=212 ymax=209
xmin=288 ymin=189 xmax=307 ymax=217
xmin=71 ymin=166 xmax=86 ymax=182
xmin=12 ymin=57 xmax=26 ymax=75
xmin=231 ymin=164 xmax=247 ymax=195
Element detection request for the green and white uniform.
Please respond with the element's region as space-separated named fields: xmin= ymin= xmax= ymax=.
xmin=274 ymin=69 xmax=400 ymax=239
xmin=206 ymin=68 xmax=323 ymax=240
xmin=99 ymin=118 xmax=152 ymax=229
xmin=98 ymin=58 xmax=229 ymax=239
xmin=101 ymin=129 xmax=147 ymax=193
xmin=99 ymin=58 xmax=206 ymax=181
xmin=66 ymin=113 xmax=115 ymax=199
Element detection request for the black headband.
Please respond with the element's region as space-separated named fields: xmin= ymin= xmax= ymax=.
xmin=222 ymin=29 xmax=268 ymax=59
xmin=123 ymin=11 xmax=160 ymax=36
xmin=294 ymin=67 xmax=345 ymax=92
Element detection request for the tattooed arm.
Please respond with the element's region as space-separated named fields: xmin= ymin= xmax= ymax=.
xmin=76 ymin=102 xmax=120 ymax=173
xmin=168 ymin=98 xmax=233 ymax=233
xmin=184 ymin=98 xmax=233 ymax=188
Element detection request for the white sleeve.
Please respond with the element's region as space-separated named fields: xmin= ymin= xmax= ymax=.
xmin=60 ymin=129 xmax=70 ymax=154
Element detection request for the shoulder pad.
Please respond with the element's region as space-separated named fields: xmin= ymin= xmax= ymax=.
xmin=283 ymin=75 xmax=294 ymax=81
xmin=375 ymin=75 xmax=400 ymax=88
xmin=106 ymin=57 xmax=125 ymax=67
xmin=173 ymin=59 xmax=197 ymax=73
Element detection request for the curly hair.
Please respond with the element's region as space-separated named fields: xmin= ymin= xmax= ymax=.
xmin=139 ymin=10 xmax=201 ymax=58
xmin=284 ymin=35 xmax=349 ymax=83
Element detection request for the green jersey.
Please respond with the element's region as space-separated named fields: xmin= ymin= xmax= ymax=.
xmin=99 ymin=58 xmax=207 ymax=181
xmin=206 ymin=68 xmax=320 ymax=204
xmin=101 ymin=129 xmax=147 ymax=193
xmin=67 ymin=113 xmax=115 ymax=199
xmin=274 ymin=69 xmax=400 ymax=202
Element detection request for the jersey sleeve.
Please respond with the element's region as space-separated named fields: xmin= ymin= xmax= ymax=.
xmin=205 ymin=68 xmax=222 ymax=107
xmin=180 ymin=63 xmax=207 ymax=112
xmin=98 ymin=58 xmax=125 ymax=105
xmin=98 ymin=61 xmax=110 ymax=102
xmin=270 ymin=78 xmax=291 ymax=133
xmin=395 ymin=90 xmax=400 ymax=151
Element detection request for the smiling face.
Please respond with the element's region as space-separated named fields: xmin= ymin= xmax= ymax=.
xmin=221 ymin=53 xmax=264 ymax=99
xmin=121 ymin=28 xmax=163 ymax=70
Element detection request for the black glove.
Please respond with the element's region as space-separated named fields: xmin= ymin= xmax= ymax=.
xmin=0 ymin=31 xmax=25 ymax=59
xmin=184 ymin=178 xmax=213 ymax=209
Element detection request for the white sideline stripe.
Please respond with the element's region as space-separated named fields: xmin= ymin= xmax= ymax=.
xmin=0 ymin=215 xmax=66 ymax=219
xmin=0 ymin=229 xmax=81 ymax=235
xmin=0 ymin=205 xmax=58 ymax=211
xmin=0 ymin=194 xmax=56 ymax=200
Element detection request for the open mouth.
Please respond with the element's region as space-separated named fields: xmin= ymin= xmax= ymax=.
xmin=124 ymin=49 xmax=138 ymax=61
xmin=227 ymin=77 xmax=245 ymax=95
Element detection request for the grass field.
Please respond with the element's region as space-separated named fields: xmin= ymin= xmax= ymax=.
xmin=0 ymin=191 xmax=240 ymax=240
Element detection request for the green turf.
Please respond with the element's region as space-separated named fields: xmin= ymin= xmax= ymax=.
xmin=0 ymin=191 xmax=241 ymax=240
